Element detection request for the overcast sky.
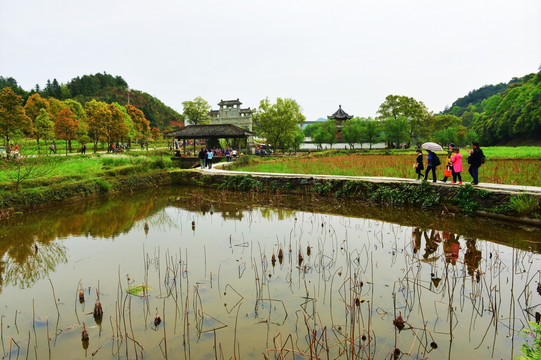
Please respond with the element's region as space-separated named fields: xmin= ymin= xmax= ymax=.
xmin=1 ymin=0 xmax=540 ymax=121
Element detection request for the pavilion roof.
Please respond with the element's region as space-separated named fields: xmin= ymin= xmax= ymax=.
xmin=218 ymin=98 xmax=242 ymax=106
xmin=328 ymin=105 xmax=353 ymax=120
xmin=164 ymin=124 xmax=254 ymax=139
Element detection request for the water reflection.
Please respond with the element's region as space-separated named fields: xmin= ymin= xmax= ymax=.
xmin=0 ymin=186 xmax=539 ymax=359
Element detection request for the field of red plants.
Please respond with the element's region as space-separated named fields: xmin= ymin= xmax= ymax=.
xmin=236 ymin=154 xmax=541 ymax=187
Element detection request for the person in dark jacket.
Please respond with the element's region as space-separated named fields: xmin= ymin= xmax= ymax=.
xmin=415 ymin=149 xmax=425 ymax=180
xmin=198 ymin=148 xmax=206 ymax=169
xmin=467 ymin=142 xmax=483 ymax=185
xmin=424 ymin=149 xmax=438 ymax=182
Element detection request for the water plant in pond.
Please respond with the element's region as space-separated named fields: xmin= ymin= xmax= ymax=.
xmin=519 ymin=322 xmax=541 ymax=360
xmin=0 ymin=186 xmax=539 ymax=359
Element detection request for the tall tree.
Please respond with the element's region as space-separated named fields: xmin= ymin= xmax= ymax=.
xmin=363 ymin=118 xmax=381 ymax=149
xmin=126 ymin=104 xmax=150 ymax=141
xmin=383 ymin=116 xmax=410 ymax=148
xmin=84 ymin=99 xmax=110 ymax=151
xmin=54 ymin=108 xmax=79 ymax=154
xmin=341 ymin=117 xmax=363 ymax=148
xmin=48 ymin=98 xmax=68 ymax=120
xmin=64 ymin=99 xmax=87 ymax=151
xmin=182 ymin=97 xmax=210 ymax=125
xmin=377 ymin=95 xmax=431 ymax=146
xmin=253 ymin=97 xmax=306 ymax=151
xmin=312 ymin=120 xmax=337 ymax=149
xmin=24 ymin=93 xmax=50 ymax=123
xmin=151 ymin=128 xmax=161 ymax=141
xmin=0 ymin=87 xmax=33 ymax=147
xmin=34 ymin=109 xmax=55 ymax=153
xmin=112 ymin=103 xmax=135 ymax=144
xmin=105 ymin=104 xmax=128 ymax=146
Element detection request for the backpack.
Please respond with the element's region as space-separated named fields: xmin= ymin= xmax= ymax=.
xmin=480 ymin=150 xmax=486 ymax=165
xmin=432 ymin=153 xmax=441 ymax=167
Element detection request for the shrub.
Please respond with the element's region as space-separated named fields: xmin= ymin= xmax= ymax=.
xmin=509 ymin=194 xmax=540 ymax=216
xmin=95 ymin=178 xmax=112 ymax=192
xmin=519 ymin=321 xmax=541 ymax=360
xmin=452 ymin=184 xmax=479 ymax=215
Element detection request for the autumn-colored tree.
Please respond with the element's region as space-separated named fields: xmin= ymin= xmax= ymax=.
xmin=151 ymin=127 xmax=161 ymax=141
xmin=105 ymin=104 xmax=128 ymax=146
xmin=54 ymin=108 xmax=79 ymax=155
xmin=0 ymin=87 xmax=33 ymax=148
xmin=84 ymin=99 xmax=110 ymax=151
xmin=63 ymin=99 xmax=87 ymax=151
xmin=112 ymin=103 xmax=135 ymax=144
xmin=24 ymin=93 xmax=50 ymax=122
xmin=48 ymin=97 xmax=68 ymax=120
xmin=34 ymin=109 xmax=55 ymax=154
xmin=125 ymin=104 xmax=150 ymax=141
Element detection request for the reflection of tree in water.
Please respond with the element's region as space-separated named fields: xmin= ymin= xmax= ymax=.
xmin=142 ymin=208 xmax=179 ymax=233
xmin=259 ymin=207 xmax=296 ymax=221
xmin=1 ymin=241 xmax=67 ymax=291
xmin=0 ymin=193 xmax=168 ymax=293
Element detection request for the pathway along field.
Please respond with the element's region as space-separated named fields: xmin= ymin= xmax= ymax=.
xmin=231 ymin=152 xmax=541 ymax=187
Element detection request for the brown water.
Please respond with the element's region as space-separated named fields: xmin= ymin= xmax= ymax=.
xmin=0 ymin=186 xmax=540 ymax=359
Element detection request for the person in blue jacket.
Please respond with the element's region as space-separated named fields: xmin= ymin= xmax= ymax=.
xmin=424 ymin=149 xmax=438 ymax=182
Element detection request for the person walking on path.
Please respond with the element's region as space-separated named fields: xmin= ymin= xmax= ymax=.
xmin=414 ymin=149 xmax=425 ymax=180
xmin=81 ymin=144 xmax=86 ymax=154
xmin=467 ymin=142 xmax=483 ymax=185
xmin=450 ymin=147 xmax=463 ymax=184
xmin=49 ymin=143 xmax=56 ymax=154
xmin=198 ymin=148 xmax=206 ymax=169
xmin=424 ymin=149 xmax=439 ymax=182
xmin=206 ymin=148 xmax=213 ymax=169
xmin=440 ymin=143 xmax=455 ymax=182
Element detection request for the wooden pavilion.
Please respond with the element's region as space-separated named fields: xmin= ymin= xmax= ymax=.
xmin=164 ymin=124 xmax=255 ymax=157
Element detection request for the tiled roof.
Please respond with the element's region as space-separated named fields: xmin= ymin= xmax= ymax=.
xmin=164 ymin=124 xmax=254 ymax=139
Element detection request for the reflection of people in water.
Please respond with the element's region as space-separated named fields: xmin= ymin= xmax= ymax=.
xmin=412 ymin=227 xmax=422 ymax=254
xmin=442 ymin=232 xmax=460 ymax=265
xmin=464 ymin=238 xmax=482 ymax=278
xmin=423 ymin=230 xmax=440 ymax=259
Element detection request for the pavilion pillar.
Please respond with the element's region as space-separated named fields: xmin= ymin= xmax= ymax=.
xmin=183 ymin=139 xmax=186 ymax=155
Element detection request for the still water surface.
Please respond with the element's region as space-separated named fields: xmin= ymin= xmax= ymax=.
xmin=0 ymin=186 xmax=540 ymax=359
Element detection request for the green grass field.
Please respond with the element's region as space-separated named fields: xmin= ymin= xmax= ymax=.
xmin=0 ymin=152 xmax=173 ymax=187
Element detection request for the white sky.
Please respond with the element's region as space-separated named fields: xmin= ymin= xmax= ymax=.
xmin=1 ymin=0 xmax=540 ymax=121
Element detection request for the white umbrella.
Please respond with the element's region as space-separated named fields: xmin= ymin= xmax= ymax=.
xmin=421 ymin=142 xmax=443 ymax=151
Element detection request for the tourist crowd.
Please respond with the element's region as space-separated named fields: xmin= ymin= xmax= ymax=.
xmin=414 ymin=142 xmax=485 ymax=185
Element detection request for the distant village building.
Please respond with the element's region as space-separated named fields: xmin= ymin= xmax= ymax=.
xmin=209 ymin=99 xmax=254 ymax=152
xmin=209 ymin=99 xmax=253 ymax=132
xmin=328 ymin=105 xmax=353 ymax=140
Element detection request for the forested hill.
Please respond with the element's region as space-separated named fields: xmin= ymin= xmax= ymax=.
xmin=0 ymin=73 xmax=184 ymax=130
xmin=442 ymin=72 xmax=541 ymax=146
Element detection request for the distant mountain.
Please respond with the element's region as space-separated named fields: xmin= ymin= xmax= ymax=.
xmin=0 ymin=73 xmax=184 ymax=130
xmin=442 ymin=72 xmax=541 ymax=145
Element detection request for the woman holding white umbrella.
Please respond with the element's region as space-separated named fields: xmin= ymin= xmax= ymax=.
xmin=422 ymin=142 xmax=442 ymax=183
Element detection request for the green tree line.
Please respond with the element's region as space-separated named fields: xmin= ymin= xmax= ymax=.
xmin=0 ymin=73 xmax=184 ymax=131
xmin=443 ymin=71 xmax=541 ymax=145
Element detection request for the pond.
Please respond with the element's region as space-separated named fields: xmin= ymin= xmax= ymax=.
xmin=0 ymin=186 xmax=540 ymax=359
